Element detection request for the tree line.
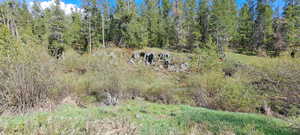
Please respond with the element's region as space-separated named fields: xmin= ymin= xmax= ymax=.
xmin=0 ymin=0 xmax=299 ymax=58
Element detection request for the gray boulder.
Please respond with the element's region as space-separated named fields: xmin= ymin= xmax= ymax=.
xmin=144 ymin=52 xmax=155 ymax=65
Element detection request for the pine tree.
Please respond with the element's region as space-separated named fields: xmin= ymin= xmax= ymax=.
xmin=253 ymin=0 xmax=274 ymax=51
xmin=183 ymin=0 xmax=200 ymax=51
xmin=31 ymin=1 xmax=47 ymax=43
xmin=198 ymin=0 xmax=210 ymax=46
xmin=82 ymin=0 xmax=101 ymax=53
xmin=48 ymin=0 xmax=66 ymax=57
xmin=247 ymin=0 xmax=257 ymax=20
xmin=159 ymin=0 xmax=172 ymax=48
xmin=124 ymin=0 xmax=148 ymax=48
xmin=109 ymin=0 xmax=128 ymax=46
xmin=143 ymin=0 xmax=161 ymax=47
xmin=173 ymin=0 xmax=184 ymax=47
xmin=210 ymin=0 xmax=238 ymax=59
xmin=18 ymin=0 xmax=33 ymax=43
xmin=236 ymin=3 xmax=253 ymax=53
xmin=65 ymin=9 xmax=82 ymax=51
xmin=284 ymin=0 xmax=300 ymax=50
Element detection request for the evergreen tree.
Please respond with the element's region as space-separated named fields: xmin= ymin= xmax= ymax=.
xmin=124 ymin=0 xmax=148 ymax=48
xmin=65 ymin=9 xmax=82 ymax=51
xmin=210 ymin=0 xmax=238 ymax=59
xmin=198 ymin=0 xmax=210 ymax=46
xmin=0 ymin=0 xmax=298 ymax=56
xmin=284 ymin=0 xmax=300 ymax=50
xmin=253 ymin=0 xmax=274 ymax=51
xmin=100 ymin=0 xmax=112 ymax=48
xmin=236 ymin=3 xmax=253 ymax=52
xmin=109 ymin=0 xmax=128 ymax=46
xmin=183 ymin=0 xmax=200 ymax=51
xmin=82 ymin=0 xmax=101 ymax=53
xmin=31 ymin=1 xmax=48 ymax=43
xmin=159 ymin=0 xmax=172 ymax=48
xmin=18 ymin=0 xmax=33 ymax=43
xmin=143 ymin=0 xmax=161 ymax=47
xmin=173 ymin=0 xmax=184 ymax=47
xmin=48 ymin=0 xmax=66 ymax=57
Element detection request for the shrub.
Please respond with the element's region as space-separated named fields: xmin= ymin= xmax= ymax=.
xmin=249 ymin=60 xmax=300 ymax=116
xmin=184 ymin=70 xmax=260 ymax=112
xmin=0 ymin=45 xmax=58 ymax=113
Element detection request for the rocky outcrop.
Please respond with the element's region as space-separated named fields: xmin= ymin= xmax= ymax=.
xmin=129 ymin=51 xmax=189 ymax=72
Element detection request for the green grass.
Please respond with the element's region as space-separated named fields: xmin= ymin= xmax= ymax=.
xmin=227 ymin=52 xmax=300 ymax=67
xmin=179 ymin=106 xmax=295 ymax=135
xmin=0 ymin=100 xmax=297 ymax=135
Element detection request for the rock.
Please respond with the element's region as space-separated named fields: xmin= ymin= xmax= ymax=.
xmin=179 ymin=63 xmax=189 ymax=72
xmin=170 ymin=112 xmax=176 ymax=117
xmin=145 ymin=52 xmax=155 ymax=65
xmin=158 ymin=53 xmax=170 ymax=61
xmin=128 ymin=58 xmax=135 ymax=64
xmin=159 ymin=65 xmax=164 ymax=69
xmin=263 ymin=101 xmax=272 ymax=116
xmin=128 ymin=51 xmax=190 ymax=72
xmin=164 ymin=59 xmax=171 ymax=66
xmin=140 ymin=52 xmax=145 ymax=58
xmin=168 ymin=64 xmax=177 ymax=72
xmin=108 ymin=52 xmax=117 ymax=59
xmin=135 ymin=114 xmax=142 ymax=119
xmin=103 ymin=92 xmax=118 ymax=106
xmin=223 ymin=67 xmax=236 ymax=77
xmin=131 ymin=52 xmax=140 ymax=59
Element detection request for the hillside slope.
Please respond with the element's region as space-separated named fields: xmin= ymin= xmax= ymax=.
xmin=0 ymin=100 xmax=297 ymax=135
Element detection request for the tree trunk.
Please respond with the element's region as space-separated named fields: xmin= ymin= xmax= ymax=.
xmin=102 ymin=13 xmax=105 ymax=48
xmin=88 ymin=17 xmax=92 ymax=53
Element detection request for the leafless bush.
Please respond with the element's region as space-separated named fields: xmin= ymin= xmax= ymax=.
xmin=250 ymin=62 xmax=300 ymax=116
xmin=0 ymin=62 xmax=56 ymax=113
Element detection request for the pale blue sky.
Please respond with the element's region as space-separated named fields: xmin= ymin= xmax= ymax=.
xmin=0 ymin=0 xmax=285 ymax=13
xmin=28 ymin=0 xmax=285 ymax=8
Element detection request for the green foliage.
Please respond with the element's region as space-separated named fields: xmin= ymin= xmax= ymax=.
xmin=253 ymin=1 xmax=274 ymax=50
xmin=143 ymin=0 xmax=162 ymax=48
xmin=284 ymin=1 xmax=300 ymax=48
xmin=0 ymin=25 xmax=16 ymax=59
xmin=0 ymin=0 xmax=298 ymax=56
xmin=210 ymin=0 xmax=238 ymax=58
xmin=31 ymin=1 xmax=48 ymax=44
xmin=48 ymin=0 xmax=66 ymax=56
xmin=182 ymin=0 xmax=200 ymax=50
xmin=198 ymin=0 xmax=210 ymax=44
xmin=65 ymin=11 xmax=82 ymax=50
xmin=236 ymin=3 xmax=254 ymax=53
xmin=18 ymin=0 xmax=34 ymax=43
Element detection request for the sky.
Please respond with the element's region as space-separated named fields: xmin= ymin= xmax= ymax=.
xmin=0 ymin=0 xmax=285 ymax=15
xmin=28 ymin=0 xmax=285 ymax=7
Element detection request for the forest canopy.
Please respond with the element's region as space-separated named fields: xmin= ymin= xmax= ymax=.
xmin=0 ymin=0 xmax=299 ymax=57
